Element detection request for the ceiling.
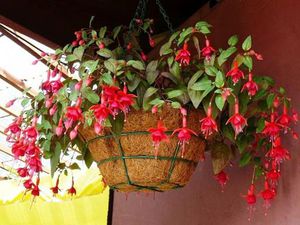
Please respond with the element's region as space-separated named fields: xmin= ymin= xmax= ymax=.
xmin=0 ymin=0 xmax=217 ymax=46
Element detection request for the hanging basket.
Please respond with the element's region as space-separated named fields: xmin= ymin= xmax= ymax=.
xmin=79 ymin=106 xmax=206 ymax=192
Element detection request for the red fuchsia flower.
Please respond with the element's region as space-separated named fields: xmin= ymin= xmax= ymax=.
xmin=215 ymin=170 xmax=229 ymax=190
xmin=98 ymin=42 xmax=105 ymax=49
xmin=226 ymin=101 xmax=247 ymax=138
xmin=292 ymin=109 xmax=298 ymax=123
xmin=201 ymin=39 xmax=215 ymax=60
xmin=172 ymin=114 xmax=198 ymax=157
xmin=28 ymin=156 xmax=43 ymax=173
xmin=55 ymin=118 xmax=64 ymax=136
xmin=175 ymin=42 xmax=191 ymax=66
xmin=148 ymin=120 xmax=169 ymax=158
xmin=149 ymin=37 xmax=155 ymax=47
xmin=50 ymin=176 xmax=60 ymax=195
xmin=244 ymin=184 xmax=256 ymax=221
xmin=5 ymin=98 xmax=17 ymax=108
xmin=5 ymin=120 xmax=21 ymax=136
xmin=141 ymin=52 xmax=148 ymax=61
xmin=23 ymin=126 xmax=38 ymax=140
xmin=23 ymin=179 xmax=33 ymax=190
xmin=262 ymin=113 xmax=281 ymax=141
xmin=12 ymin=140 xmax=27 ymax=159
xmin=200 ymin=104 xmax=218 ymax=139
xmin=242 ymin=73 xmax=258 ymax=97
xmin=94 ymin=122 xmax=103 ymax=134
xmin=261 ymin=181 xmax=276 ymax=214
xmin=90 ymin=104 xmax=111 ymax=123
xmin=151 ymin=105 xmax=158 ymax=114
xmin=68 ymin=177 xmax=76 ymax=196
xmin=31 ymin=184 xmax=40 ymax=197
xmin=17 ymin=167 xmax=28 ymax=177
xmin=117 ymin=85 xmax=136 ymax=115
xmin=278 ymin=105 xmax=292 ymax=133
xmin=65 ymin=106 xmax=83 ymax=122
xmin=266 ymin=169 xmax=280 ymax=183
xmin=226 ymin=61 xmax=245 ymax=85
xmin=266 ymin=137 xmax=291 ymax=164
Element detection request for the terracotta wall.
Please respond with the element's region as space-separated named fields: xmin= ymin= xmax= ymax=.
xmin=112 ymin=0 xmax=300 ymax=224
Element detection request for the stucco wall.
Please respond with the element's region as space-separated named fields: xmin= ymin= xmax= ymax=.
xmin=112 ymin=1 xmax=300 ymax=224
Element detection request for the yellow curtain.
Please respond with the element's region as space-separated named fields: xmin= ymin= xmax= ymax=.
xmin=0 ymin=168 xmax=109 ymax=225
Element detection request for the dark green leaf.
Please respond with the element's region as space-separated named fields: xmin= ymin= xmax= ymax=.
xmin=218 ymin=47 xmax=237 ymax=66
xmin=82 ymin=87 xmax=100 ymax=104
xmin=256 ymin=117 xmax=265 ymax=132
xmin=127 ymin=60 xmax=145 ymax=70
xmin=239 ymin=151 xmax=252 ymax=167
xmin=188 ymin=70 xmax=204 ymax=88
xmin=266 ymin=93 xmax=276 ymax=108
xmin=111 ymin=113 xmax=124 ymax=136
xmin=112 ymin=26 xmax=122 ymax=39
xmin=191 ymin=77 xmax=212 ymax=91
xmin=167 ymin=89 xmax=184 ymax=98
xmin=69 ymin=163 xmax=80 ymax=170
xmin=99 ymin=26 xmax=107 ymax=39
xmin=102 ymin=72 xmax=114 ymax=85
xmin=143 ymin=87 xmax=158 ymax=110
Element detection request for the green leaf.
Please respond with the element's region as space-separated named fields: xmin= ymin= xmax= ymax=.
xmin=104 ymin=59 xmax=116 ymax=73
xmin=128 ymin=77 xmax=141 ymax=92
xmin=211 ymin=141 xmax=232 ymax=174
xmin=188 ymin=70 xmax=204 ymax=88
xmin=167 ymin=89 xmax=184 ymax=99
xmin=149 ymin=98 xmax=165 ymax=106
xmin=191 ymin=77 xmax=212 ymax=91
xmin=171 ymin=101 xmax=181 ymax=109
xmin=73 ymin=46 xmax=85 ymax=60
xmin=50 ymin=142 xmax=61 ymax=177
xmin=159 ymin=42 xmax=172 ymax=56
xmin=97 ymin=48 xmax=113 ymax=58
xmin=239 ymin=151 xmax=252 ymax=167
xmin=215 ymin=71 xmax=224 ymax=88
xmin=279 ymin=87 xmax=286 ymax=94
xmin=69 ymin=90 xmax=79 ymax=101
xmin=205 ymin=65 xmax=218 ymax=76
xmin=222 ymin=125 xmax=235 ymax=142
xmin=215 ymin=94 xmax=225 ymax=111
xmin=218 ymin=47 xmax=237 ymax=66
xmin=143 ymin=87 xmax=158 ymax=110
xmin=170 ymin=61 xmax=181 ymax=79
xmin=65 ymin=54 xmax=77 ymax=62
xmin=99 ymin=26 xmax=107 ymax=39
xmin=102 ymin=72 xmax=114 ymax=85
xmin=127 ymin=60 xmax=145 ymax=70
xmin=256 ymin=117 xmax=265 ymax=132
xmin=112 ymin=26 xmax=122 ymax=39
xmin=243 ymin=56 xmax=253 ymax=70
xmin=146 ymin=60 xmax=159 ymax=84
xmin=82 ymin=87 xmax=100 ymax=104
xmin=81 ymin=60 xmax=99 ymax=74
xmin=42 ymin=120 xmax=52 ymax=130
xmin=266 ymin=93 xmax=276 ymax=108
xmin=83 ymin=149 xmax=93 ymax=168
xmin=89 ymin=16 xmax=95 ymax=28
xmin=228 ymin=35 xmax=238 ymax=46
xmin=21 ymin=98 xmax=30 ymax=107
xmin=242 ymin=35 xmax=252 ymax=51
xmin=35 ymin=92 xmax=45 ymax=101
xmin=195 ymin=21 xmax=211 ymax=34
xmin=192 ymin=36 xmax=201 ymax=58
xmin=188 ymin=89 xmax=202 ymax=108
xmin=236 ymin=135 xmax=248 ymax=153
xmin=177 ymin=27 xmax=193 ymax=45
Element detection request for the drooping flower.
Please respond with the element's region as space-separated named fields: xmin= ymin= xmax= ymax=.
xmin=262 ymin=113 xmax=281 ymax=140
xmin=266 ymin=169 xmax=280 ymax=183
xmin=172 ymin=114 xmax=197 ymax=157
xmin=244 ymin=184 xmax=256 ymax=221
xmin=273 ymin=96 xmax=280 ymax=108
xmin=149 ymin=37 xmax=155 ymax=47
xmin=261 ymin=181 xmax=276 ymax=214
xmin=5 ymin=98 xmax=17 ymax=108
xmin=200 ymin=104 xmax=218 ymax=138
xmin=17 ymin=167 xmax=28 ymax=177
xmin=68 ymin=177 xmax=76 ymax=196
xmin=55 ymin=118 xmax=64 ymax=136
xmin=28 ymin=156 xmax=43 ymax=173
xmin=226 ymin=61 xmax=244 ymax=85
xmin=65 ymin=106 xmax=83 ymax=122
xmin=51 ymin=176 xmax=60 ymax=195
xmin=292 ymin=109 xmax=298 ymax=122
xmin=175 ymin=42 xmax=191 ymax=66
xmin=226 ymin=101 xmax=247 ymax=138
xmin=221 ymin=88 xmax=231 ymax=101
xmin=215 ymin=170 xmax=229 ymax=190
xmin=201 ymin=39 xmax=215 ymax=60
xmin=12 ymin=140 xmax=27 ymax=158
xmin=148 ymin=120 xmax=168 ymax=158
xmin=90 ymin=104 xmax=111 ymax=123
xmin=23 ymin=179 xmax=33 ymax=190
xmin=242 ymin=73 xmax=258 ymax=97
xmin=70 ymin=125 xmax=79 ymax=140
xmin=266 ymin=137 xmax=291 ymax=164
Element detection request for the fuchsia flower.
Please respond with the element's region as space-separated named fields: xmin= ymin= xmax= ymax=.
xmin=23 ymin=179 xmax=33 ymax=190
xmin=261 ymin=181 xmax=276 ymax=213
xmin=278 ymin=104 xmax=291 ymax=127
xmin=200 ymin=104 xmax=218 ymax=138
xmin=262 ymin=113 xmax=281 ymax=140
xmin=148 ymin=120 xmax=168 ymax=158
xmin=221 ymin=88 xmax=231 ymax=101
xmin=65 ymin=106 xmax=83 ymax=122
xmin=50 ymin=176 xmax=60 ymax=195
xmin=12 ymin=140 xmax=27 ymax=158
xmin=201 ymin=39 xmax=215 ymax=60
xmin=68 ymin=177 xmax=76 ymax=196
xmin=226 ymin=101 xmax=247 ymax=138
xmin=5 ymin=98 xmax=17 ymax=108
xmin=55 ymin=118 xmax=64 ymax=136
xmin=226 ymin=61 xmax=244 ymax=85
xmin=244 ymin=184 xmax=256 ymax=221
xmin=149 ymin=37 xmax=155 ymax=47
xmin=90 ymin=104 xmax=111 ymax=122
xmin=266 ymin=169 xmax=280 ymax=182
xmin=175 ymin=42 xmax=191 ymax=66
xmin=266 ymin=137 xmax=291 ymax=164
xmin=172 ymin=111 xmax=197 ymax=157
xmin=215 ymin=170 xmax=229 ymax=189
xmin=17 ymin=167 xmax=28 ymax=177
xmin=242 ymin=73 xmax=258 ymax=97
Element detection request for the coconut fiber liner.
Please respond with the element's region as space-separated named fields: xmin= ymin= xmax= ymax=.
xmin=80 ymin=105 xmax=206 ymax=192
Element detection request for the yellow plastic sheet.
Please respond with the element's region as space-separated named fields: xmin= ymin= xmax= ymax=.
xmin=0 ymin=168 xmax=109 ymax=225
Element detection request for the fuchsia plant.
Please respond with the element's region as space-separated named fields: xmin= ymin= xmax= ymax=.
xmin=4 ymin=19 xmax=298 ymax=217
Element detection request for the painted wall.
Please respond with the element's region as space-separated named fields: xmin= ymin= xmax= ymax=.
xmin=112 ymin=1 xmax=300 ymax=224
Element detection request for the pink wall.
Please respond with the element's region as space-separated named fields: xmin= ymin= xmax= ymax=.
xmin=112 ymin=1 xmax=300 ymax=224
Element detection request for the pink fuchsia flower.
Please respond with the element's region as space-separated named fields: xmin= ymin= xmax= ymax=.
xmin=148 ymin=120 xmax=169 ymax=158
xmin=12 ymin=140 xmax=27 ymax=158
xmin=201 ymin=39 xmax=215 ymax=60
xmin=226 ymin=101 xmax=247 ymax=138
xmin=242 ymin=73 xmax=258 ymax=97
xmin=70 ymin=125 xmax=79 ymax=140
xmin=278 ymin=105 xmax=291 ymax=133
xmin=262 ymin=113 xmax=281 ymax=140
xmin=175 ymin=42 xmax=191 ymax=66
xmin=172 ymin=115 xmax=198 ymax=157
xmin=266 ymin=169 xmax=280 ymax=183
xmin=215 ymin=170 xmax=229 ymax=190
xmin=23 ymin=126 xmax=38 ymax=140
xmin=221 ymin=88 xmax=231 ymax=101
xmin=226 ymin=61 xmax=244 ymax=85
xmin=28 ymin=156 xmax=43 ymax=173
xmin=55 ymin=118 xmax=64 ymax=136
xmin=273 ymin=96 xmax=280 ymax=108
xmin=200 ymin=104 xmax=218 ymax=139
xmin=65 ymin=106 xmax=83 ymax=122
xmin=5 ymin=98 xmax=17 ymax=108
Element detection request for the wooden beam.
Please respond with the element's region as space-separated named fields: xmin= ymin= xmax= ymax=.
xmin=0 ymin=15 xmax=60 ymax=50
xmin=0 ymin=67 xmax=37 ymax=97
xmin=0 ymin=105 xmax=17 ymax=117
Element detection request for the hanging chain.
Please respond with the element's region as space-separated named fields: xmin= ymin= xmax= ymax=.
xmin=155 ymin=0 xmax=174 ymax=33
xmin=129 ymin=0 xmax=174 ymax=33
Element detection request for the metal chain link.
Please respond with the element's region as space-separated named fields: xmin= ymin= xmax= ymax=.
xmin=155 ymin=0 xmax=174 ymax=33
xmin=129 ymin=0 xmax=174 ymax=33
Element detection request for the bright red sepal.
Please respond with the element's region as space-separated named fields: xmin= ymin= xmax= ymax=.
xmin=226 ymin=61 xmax=244 ymax=85
xmin=215 ymin=170 xmax=229 ymax=189
xmin=200 ymin=105 xmax=218 ymax=139
xmin=226 ymin=102 xmax=247 ymax=138
xmin=201 ymin=39 xmax=215 ymax=60
xmin=148 ymin=120 xmax=169 ymax=158
xmin=175 ymin=42 xmax=191 ymax=66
